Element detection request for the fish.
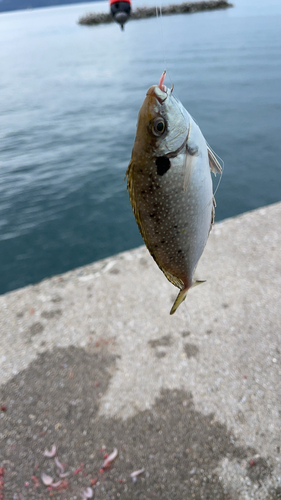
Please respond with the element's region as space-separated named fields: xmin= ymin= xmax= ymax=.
xmin=126 ymin=71 xmax=222 ymax=315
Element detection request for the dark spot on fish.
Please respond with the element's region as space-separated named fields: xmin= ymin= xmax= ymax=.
xmin=149 ymin=213 xmax=156 ymax=218
xmin=184 ymin=343 xmax=199 ymax=358
xmin=161 ymin=240 xmax=165 ymax=244
xmin=174 ymin=225 xmax=178 ymax=229
xmin=156 ymin=156 xmax=171 ymax=176
xmin=222 ymin=303 xmax=229 ymax=308
xmin=178 ymin=249 xmax=182 ymax=253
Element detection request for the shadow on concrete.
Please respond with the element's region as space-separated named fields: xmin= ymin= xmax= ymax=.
xmin=0 ymin=345 xmax=279 ymax=499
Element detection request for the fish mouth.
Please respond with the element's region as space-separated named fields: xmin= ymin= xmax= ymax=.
xmin=146 ymin=85 xmax=168 ymax=104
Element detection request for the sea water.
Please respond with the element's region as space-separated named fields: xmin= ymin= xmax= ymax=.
xmin=0 ymin=0 xmax=281 ymax=294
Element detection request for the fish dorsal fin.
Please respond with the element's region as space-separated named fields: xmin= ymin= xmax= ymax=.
xmin=208 ymin=147 xmax=222 ymax=175
xmin=125 ymin=160 xmax=134 ymax=193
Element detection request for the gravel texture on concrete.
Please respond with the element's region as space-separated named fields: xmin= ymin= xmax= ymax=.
xmin=0 ymin=202 xmax=281 ymax=499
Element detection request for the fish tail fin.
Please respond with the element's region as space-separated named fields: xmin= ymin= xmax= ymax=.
xmin=170 ymin=288 xmax=188 ymax=315
xmin=170 ymin=280 xmax=206 ymax=315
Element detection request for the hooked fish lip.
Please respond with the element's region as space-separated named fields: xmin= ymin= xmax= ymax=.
xmin=146 ymin=86 xmax=168 ymax=104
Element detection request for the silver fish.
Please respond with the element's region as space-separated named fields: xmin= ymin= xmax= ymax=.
xmin=126 ymin=72 xmax=222 ymax=314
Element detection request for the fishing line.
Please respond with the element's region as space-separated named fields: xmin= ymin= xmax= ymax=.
xmin=154 ymin=2 xmax=224 ymax=220
xmin=188 ymin=112 xmax=224 ymax=213
xmin=155 ymin=0 xmax=174 ymax=88
xmin=155 ymin=2 xmax=166 ymax=74
xmin=154 ymin=2 xmax=224 ymax=202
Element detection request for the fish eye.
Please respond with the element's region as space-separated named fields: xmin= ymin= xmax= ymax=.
xmin=152 ymin=117 xmax=166 ymax=136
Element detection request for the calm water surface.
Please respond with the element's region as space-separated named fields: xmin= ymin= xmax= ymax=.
xmin=0 ymin=0 xmax=281 ymax=294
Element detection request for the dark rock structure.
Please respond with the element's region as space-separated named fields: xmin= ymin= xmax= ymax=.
xmin=78 ymin=0 xmax=232 ymax=26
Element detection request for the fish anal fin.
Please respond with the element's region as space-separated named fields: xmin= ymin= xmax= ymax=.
xmin=208 ymin=147 xmax=222 ymax=175
xmin=160 ymin=266 xmax=184 ymax=290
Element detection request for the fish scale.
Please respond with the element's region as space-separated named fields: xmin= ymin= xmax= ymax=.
xmin=126 ymin=72 xmax=222 ymax=314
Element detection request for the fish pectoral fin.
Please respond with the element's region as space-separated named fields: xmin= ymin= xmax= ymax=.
xmin=170 ymin=280 xmax=206 ymax=315
xmin=183 ymin=146 xmax=198 ymax=192
xmin=207 ymin=147 xmax=222 ymax=175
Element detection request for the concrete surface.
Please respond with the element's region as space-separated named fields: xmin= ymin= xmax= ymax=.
xmin=0 ymin=202 xmax=281 ymax=499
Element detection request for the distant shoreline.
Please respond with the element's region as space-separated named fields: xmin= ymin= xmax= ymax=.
xmin=78 ymin=0 xmax=232 ymax=25
xmin=0 ymin=0 xmax=103 ymax=14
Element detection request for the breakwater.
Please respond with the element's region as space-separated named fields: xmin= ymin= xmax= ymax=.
xmin=78 ymin=0 xmax=232 ymax=26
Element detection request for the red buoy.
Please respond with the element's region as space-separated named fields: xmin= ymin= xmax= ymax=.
xmin=110 ymin=0 xmax=131 ymax=30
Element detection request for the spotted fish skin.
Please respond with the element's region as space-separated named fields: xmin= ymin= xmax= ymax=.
xmin=126 ymin=75 xmax=221 ymax=314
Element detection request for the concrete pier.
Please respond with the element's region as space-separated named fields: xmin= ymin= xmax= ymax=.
xmin=0 ymin=202 xmax=281 ymax=499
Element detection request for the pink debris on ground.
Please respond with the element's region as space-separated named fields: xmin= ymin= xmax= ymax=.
xmin=102 ymin=448 xmax=118 ymax=469
xmin=41 ymin=473 xmax=53 ymax=486
xmin=74 ymin=463 xmax=84 ymax=474
xmin=52 ymin=480 xmax=62 ymax=488
xmin=81 ymin=487 xmax=93 ymax=499
xmin=31 ymin=476 xmax=40 ymax=488
xmin=43 ymin=444 xmax=57 ymax=458
xmin=130 ymin=468 xmax=145 ymax=482
xmin=55 ymin=456 xmax=65 ymax=472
